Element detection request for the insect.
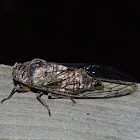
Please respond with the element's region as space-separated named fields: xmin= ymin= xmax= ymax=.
xmin=1 ymin=58 xmax=137 ymax=116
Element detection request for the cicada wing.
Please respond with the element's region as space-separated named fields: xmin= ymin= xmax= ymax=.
xmin=26 ymin=62 xmax=137 ymax=99
xmin=49 ymin=63 xmax=138 ymax=99
xmin=61 ymin=63 xmax=137 ymax=83
xmin=72 ymin=79 xmax=137 ymax=98
xmin=48 ymin=80 xmax=137 ymax=99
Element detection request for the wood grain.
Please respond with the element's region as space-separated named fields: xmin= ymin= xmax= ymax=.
xmin=0 ymin=65 xmax=139 ymax=140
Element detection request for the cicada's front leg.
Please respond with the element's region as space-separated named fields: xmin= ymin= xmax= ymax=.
xmin=1 ymin=84 xmax=30 ymax=103
xmin=1 ymin=86 xmax=17 ymax=103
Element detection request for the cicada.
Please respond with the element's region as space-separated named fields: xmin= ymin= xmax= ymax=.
xmin=1 ymin=58 xmax=137 ymax=116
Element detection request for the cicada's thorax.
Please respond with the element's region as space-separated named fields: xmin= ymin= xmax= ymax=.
xmin=13 ymin=59 xmax=47 ymax=84
xmin=13 ymin=59 xmax=98 ymax=92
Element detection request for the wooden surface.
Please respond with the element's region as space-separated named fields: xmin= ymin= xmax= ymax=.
xmin=0 ymin=65 xmax=140 ymax=140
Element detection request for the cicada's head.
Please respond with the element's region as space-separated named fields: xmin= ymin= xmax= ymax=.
xmin=12 ymin=61 xmax=30 ymax=83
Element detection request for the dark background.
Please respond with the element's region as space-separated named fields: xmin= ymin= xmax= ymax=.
xmin=0 ymin=1 xmax=140 ymax=82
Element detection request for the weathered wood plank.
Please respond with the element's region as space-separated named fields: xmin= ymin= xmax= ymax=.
xmin=0 ymin=65 xmax=139 ymax=140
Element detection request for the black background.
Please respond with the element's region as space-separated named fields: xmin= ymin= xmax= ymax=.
xmin=0 ymin=1 xmax=140 ymax=82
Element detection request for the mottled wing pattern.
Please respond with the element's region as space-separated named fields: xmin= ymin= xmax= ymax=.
xmin=47 ymin=63 xmax=137 ymax=99
xmin=29 ymin=62 xmax=99 ymax=95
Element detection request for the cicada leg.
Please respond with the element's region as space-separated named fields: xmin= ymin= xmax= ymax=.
xmin=70 ymin=97 xmax=77 ymax=103
xmin=60 ymin=91 xmax=77 ymax=103
xmin=47 ymin=92 xmax=76 ymax=103
xmin=1 ymin=86 xmax=17 ymax=103
xmin=48 ymin=92 xmax=52 ymax=99
xmin=1 ymin=84 xmax=30 ymax=103
xmin=36 ymin=92 xmax=51 ymax=117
